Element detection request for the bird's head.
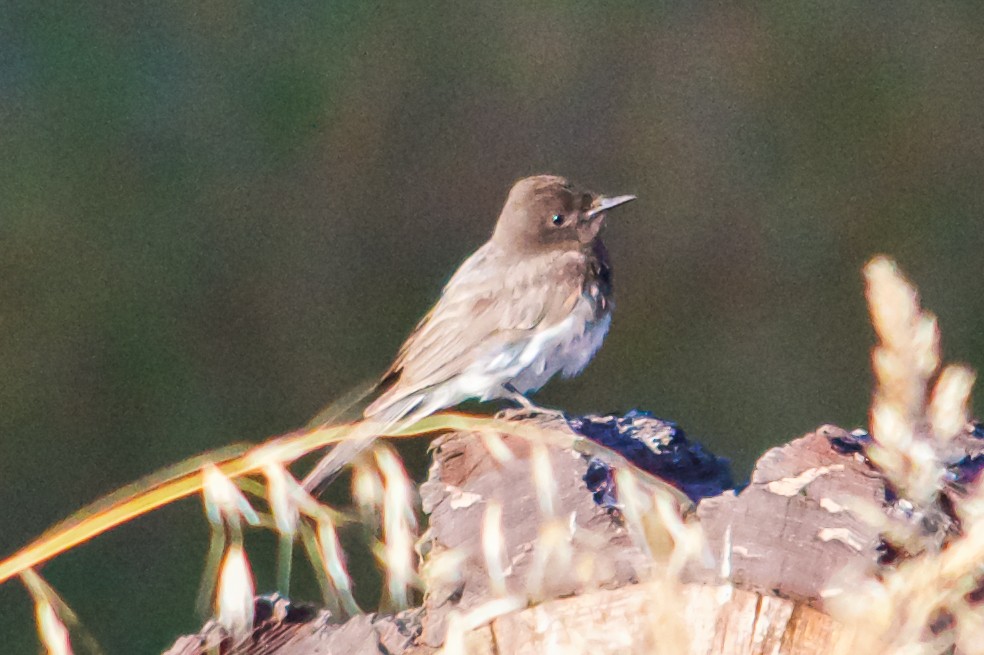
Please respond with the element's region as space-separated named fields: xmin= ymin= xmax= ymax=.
xmin=492 ymin=175 xmax=635 ymax=253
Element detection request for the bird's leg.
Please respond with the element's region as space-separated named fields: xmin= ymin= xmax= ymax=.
xmin=502 ymin=383 xmax=537 ymax=409
xmin=499 ymin=384 xmax=569 ymax=422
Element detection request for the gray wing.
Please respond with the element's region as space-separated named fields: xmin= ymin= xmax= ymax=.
xmin=305 ymin=246 xmax=589 ymax=496
xmin=365 ymin=244 xmax=587 ymax=417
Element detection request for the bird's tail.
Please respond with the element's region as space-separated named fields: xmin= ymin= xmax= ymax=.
xmin=303 ymin=378 xmax=381 ymax=429
xmin=301 ymin=429 xmax=378 ymax=497
xmin=301 ymin=385 xmax=441 ymax=497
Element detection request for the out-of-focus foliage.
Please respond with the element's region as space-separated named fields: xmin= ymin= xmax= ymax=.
xmin=2 ymin=2 xmax=983 ymax=651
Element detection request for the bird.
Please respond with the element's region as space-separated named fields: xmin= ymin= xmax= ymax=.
xmin=303 ymin=175 xmax=635 ymax=495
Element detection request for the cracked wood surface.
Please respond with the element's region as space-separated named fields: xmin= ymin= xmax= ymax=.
xmin=692 ymin=425 xmax=886 ymax=608
xmin=165 ymin=417 xmax=979 ymax=654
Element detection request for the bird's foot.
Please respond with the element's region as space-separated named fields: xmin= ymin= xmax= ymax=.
xmin=497 ymin=385 xmax=571 ymax=424
xmin=503 ymin=405 xmax=570 ymax=424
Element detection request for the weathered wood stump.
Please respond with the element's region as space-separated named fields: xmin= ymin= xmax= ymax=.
xmin=163 ymin=413 xmax=984 ymax=655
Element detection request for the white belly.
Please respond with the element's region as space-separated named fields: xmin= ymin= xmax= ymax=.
xmin=448 ymin=295 xmax=611 ymax=401
xmin=507 ymin=309 xmax=610 ymax=394
xmin=390 ymin=296 xmax=610 ymax=422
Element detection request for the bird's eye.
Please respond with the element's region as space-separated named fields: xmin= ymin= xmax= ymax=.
xmin=551 ymin=214 xmax=565 ymax=226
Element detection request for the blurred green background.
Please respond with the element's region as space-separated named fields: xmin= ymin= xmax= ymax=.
xmin=3 ymin=1 xmax=984 ymax=651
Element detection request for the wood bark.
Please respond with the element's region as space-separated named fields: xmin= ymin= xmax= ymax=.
xmin=163 ymin=415 xmax=983 ymax=654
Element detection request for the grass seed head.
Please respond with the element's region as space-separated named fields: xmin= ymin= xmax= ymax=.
xmin=202 ymin=465 xmax=259 ymax=528
xmin=315 ymin=516 xmax=360 ymax=616
xmin=376 ymin=447 xmax=418 ymax=529
xmin=864 ymin=257 xmax=953 ymax=512
xmin=480 ymin=431 xmax=515 ymax=464
xmin=531 ymin=444 xmax=558 ymax=518
xmin=263 ymin=464 xmax=300 ymax=537
xmin=419 ymin=546 xmax=468 ymax=592
xmin=35 ymin=598 xmax=72 ymax=655
xmin=615 ymin=468 xmax=654 ymax=559
xmin=831 ymin=258 xmax=984 ymax=653
xmin=930 ymin=365 xmax=975 ymax=445
xmin=352 ymin=464 xmax=384 ymax=520
xmin=481 ymin=501 xmax=508 ymax=597
xmin=440 ymin=610 xmax=465 ymax=655
xmin=21 ymin=570 xmax=81 ymax=655
xmin=375 ymin=446 xmax=418 ymax=609
xmin=527 ymin=517 xmax=575 ymax=600
xmin=215 ymin=544 xmax=255 ymax=641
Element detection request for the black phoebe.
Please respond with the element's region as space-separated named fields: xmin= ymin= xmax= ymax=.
xmin=303 ymin=175 xmax=635 ymax=493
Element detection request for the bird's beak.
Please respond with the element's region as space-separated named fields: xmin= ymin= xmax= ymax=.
xmin=588 ymin=194 xmax=637 ymax=218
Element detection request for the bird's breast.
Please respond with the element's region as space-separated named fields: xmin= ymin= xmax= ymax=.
xmin=507 ymin=293 xmax=612 ymax=395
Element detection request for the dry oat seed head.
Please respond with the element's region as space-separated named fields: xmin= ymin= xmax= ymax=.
xmin=381 ymin=512 xmax=415 ymax=609
xmin=374 ymin=447 xmax=418 ymax=609
xmin=202 ymin=465 xmax=259 ymax=527
xmin=526 ymin=517 xmax=574 ymax=600
xmin=653 ymin=489 xmax=709 ymax=574
xmin=440 ymin=610 xmax=465 ymax=655
xmin=531 ymin=444 xmax=558 ymax=518
xmin=420 ymin=547 xmax=468 ymax=590
xmin=829 ymin=259 xmax=984 ymax=653
xmin=215 ymin=544 xmax=255 ymax=640
xmin=315 ymin=516 xmax=358 ymax=612
xmin=376 ymin=447 xmax=418 ymax=529
xmin=441 ymin=597 xmax=526 ymax=655
xmin=479 ymin=431 xmax=515 ymax=464
xmin=615 ymin=468 xmax=653 ymax=558
xmin=481 ymin=500 xmax=508 ymax=597
xmin=865 ymin=257 xmax=919 ymax=350
xmin=315 ymin=516 xmax=348 ymax=586
xmin=36 ymin=598 xmax=72 ymax=655
xmin=865 ymin=257 xmax=940 ymax=417
xmin=263 ymin=464 xmax=300 ymax=537
xmin=352 ymin=464 xmax=384 ymax=515
xmin=930 ymin=365 xmax=975 ymax=444
xmin=862 ymin=256 xmax=962 ymax=510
